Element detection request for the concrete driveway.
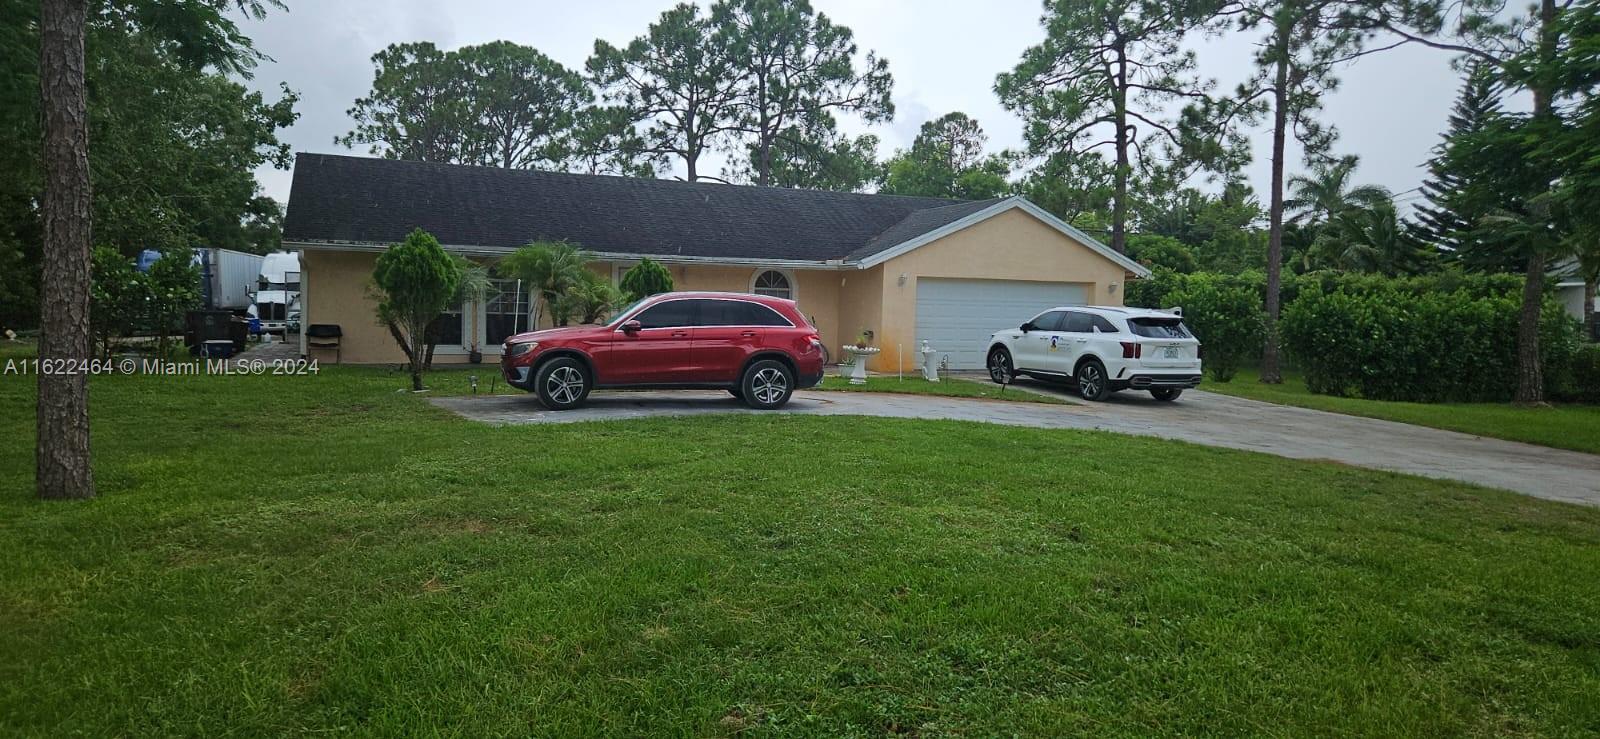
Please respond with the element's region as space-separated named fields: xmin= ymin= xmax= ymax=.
xmin=431 ymin=383 xmax=1600 ymax=508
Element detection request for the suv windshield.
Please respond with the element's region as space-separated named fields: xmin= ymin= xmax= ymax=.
xmin=1127 ymin=317 xmax=1191 ymax=339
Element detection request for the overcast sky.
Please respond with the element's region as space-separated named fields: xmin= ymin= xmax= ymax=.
xmin=236 ymin=0 xmax=1475 ymax=214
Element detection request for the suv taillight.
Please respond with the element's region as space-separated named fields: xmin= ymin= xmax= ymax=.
xmin=1120 ymin=341 xmax=1141 ymax=359
xmin=804 ymin=334 xmax=822 ymax=351
xmin=1197 ymin=344 xmax=1205 ymax=359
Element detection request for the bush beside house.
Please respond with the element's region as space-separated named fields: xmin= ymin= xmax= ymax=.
xmin=1129 ymin=268 xmax=1590 ymax=402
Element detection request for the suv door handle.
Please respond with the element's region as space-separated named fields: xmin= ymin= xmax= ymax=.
xmin=1075 ymin=338 xmax=1088 ymax=343
xmin=671 ymin=330 xmax=689 ymax=338
xmin=741 ymin=331 xmax=757 ymax=337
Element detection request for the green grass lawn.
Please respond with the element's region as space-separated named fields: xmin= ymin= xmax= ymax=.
xmin=814 ymin=373 xmax=1071 ymax=404
xmin=1202 ymin=368 xmax=1600 ymax=455
xmin=2 ymin=361 xmax=1599 ymax=735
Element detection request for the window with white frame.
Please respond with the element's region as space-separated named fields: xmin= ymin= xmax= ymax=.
xmin=751 ymin=269 xmax=794 ymax=300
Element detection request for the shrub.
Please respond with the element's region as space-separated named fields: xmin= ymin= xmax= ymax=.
xmin=1555 ymin=344 xmax=1600 ymax=403
xmin=619 ymin=258 xmax=674 ymax=302
xmin=1126 ymin=234 xmax=1197 ymax=274
xmin=1281 ymin=282 xmax=1579 ymax=403
xmin=1166 ymin=275 xmax=1262 ymax=382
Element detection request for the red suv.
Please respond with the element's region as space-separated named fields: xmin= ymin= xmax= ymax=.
xmin=501 ymin=292 xmax=826 ymax=410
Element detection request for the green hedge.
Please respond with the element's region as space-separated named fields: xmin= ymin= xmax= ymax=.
xmin=1129 ymin=269 xmax=1584 ymax=403
xmin=1554 ymin=344 xmax=1600 ymax=403
xmin=1280 ymin=285 xmax=1579 ymax=402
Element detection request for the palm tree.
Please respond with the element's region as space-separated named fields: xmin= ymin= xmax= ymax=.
xmin=499 ymin=241 xmax=588 ymax=329
xmin=1285 ymin=156 xmax=1392 ymax=229
xmin=1312 ymin=200 xmax=1431 ymax=275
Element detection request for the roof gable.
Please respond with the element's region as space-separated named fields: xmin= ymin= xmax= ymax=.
xmin=855 ymin=197 xmax=1150 ymax=277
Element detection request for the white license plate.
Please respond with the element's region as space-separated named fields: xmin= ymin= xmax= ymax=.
xmin=1163 ymin=346 xmax=1180 ymax=359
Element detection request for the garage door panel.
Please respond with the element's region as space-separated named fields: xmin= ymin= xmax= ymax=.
xmin=915 ymin=278 xmax=1088 ymax=370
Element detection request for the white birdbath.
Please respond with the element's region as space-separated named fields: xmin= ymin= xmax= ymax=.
xmin=842 ymin=344 xmax=881 ymax=385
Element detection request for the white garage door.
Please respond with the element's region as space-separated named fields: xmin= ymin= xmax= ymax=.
xmin=915 ymin=278 xmax=1089 ymax=370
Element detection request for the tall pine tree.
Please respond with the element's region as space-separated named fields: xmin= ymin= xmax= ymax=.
xmin=1409 ymin=61 xmax=1501 ymax=259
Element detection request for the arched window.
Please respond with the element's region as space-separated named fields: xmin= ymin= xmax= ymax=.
xmin=751 ymin=269 xmax=793 ymax=300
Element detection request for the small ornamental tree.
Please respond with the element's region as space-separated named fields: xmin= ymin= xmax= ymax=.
xmin=89 ymin=247 xmax=146 ymax=360
xmin=373 ymin=228 xmax=461 ymax=390
xmin=145 ymin=249 xmax=201 ymax=357
xmin=619 ymin=257 xmax=673 ymax=302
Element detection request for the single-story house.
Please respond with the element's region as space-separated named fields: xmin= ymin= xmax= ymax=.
xmin=281 ymin=153 xmax=1149 ymax=372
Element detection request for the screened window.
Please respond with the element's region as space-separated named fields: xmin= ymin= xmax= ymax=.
xmin=752 ymin=270 xmax=793 ymax=299
xmin=633 ymin=300 xmax=696 ymax=329
xmin=484 ymin=279 xmax=528 ymax=345
xmin=427 ymin=301 xmax=464 ymax=346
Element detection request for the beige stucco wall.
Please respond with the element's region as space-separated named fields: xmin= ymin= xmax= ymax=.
xmin=866 ymin=207 xmax=1130 ymax=373
xmin=303 ymin=249 xmax=417 ymax=364
xmin=306 ymin=250 xmax=850 ymax=364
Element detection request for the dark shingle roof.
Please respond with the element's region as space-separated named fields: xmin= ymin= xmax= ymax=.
xmin=282 ymin=153 xmax=996 ymax=263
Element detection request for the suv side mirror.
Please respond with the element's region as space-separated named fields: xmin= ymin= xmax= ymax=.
xmin=1019 ymin=321 xmax=1033 ymax=333
xmin=621 ymin=319 xmax=642 ymax=334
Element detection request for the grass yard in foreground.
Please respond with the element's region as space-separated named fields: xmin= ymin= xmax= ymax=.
xmin=1200 ymin=367 xmax=1600 ymax=455
xmin=2 ymin=365 xmax=1599 ymax=735
xmin=813 ymin=373 xmax=1070 ymax=403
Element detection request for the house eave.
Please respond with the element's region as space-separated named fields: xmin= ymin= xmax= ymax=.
xmin=283 ymin=240 xmax=852 ymax=270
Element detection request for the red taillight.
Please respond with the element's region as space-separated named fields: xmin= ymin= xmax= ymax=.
xmin=804 ymin=334 xmax=822 ymax=351
xmin=1120 ymin=341 xmax=1141 ymax=359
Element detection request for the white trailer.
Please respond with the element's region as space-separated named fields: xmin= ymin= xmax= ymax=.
xmin=199 ymin=248 xmax=264 ymax=311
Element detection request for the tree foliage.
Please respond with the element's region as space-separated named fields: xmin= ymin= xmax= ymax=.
xmin=619 ymin=258 xmax=676 ymax=302
xmin=588 ymin=4 xmax=744 ymax=182
xmin=553 ymin=269 xmax=623 ymax=325
xmin=0 ymin=0 xmax=296 ymax=334
xmin=338 ymin=42 xmax=468 ymax=163
xmin=728 ymin=122 xmax=881 ymax=191
xmin=1409 ymin=61 xmax=1502 ymax=258
xmin=879 ymin=112 xmax=1011 ymax=200
xmin=997 ymin=0 xmax=1235 ymax=253
xmin=457 ymin=41 xmax=591 ymax=169
xmin=339 ymin=40 xmax=590 ymax=171
xmin=499 ymin=241 xmax=590 ymax=329
xmin=714 ymin=0 xmax=892 ymax=186
xmin=373 ymin=229 xmax=462 ymax=391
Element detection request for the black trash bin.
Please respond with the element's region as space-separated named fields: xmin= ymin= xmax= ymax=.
xmin=185 ymin=310 xmax=235 ymax=355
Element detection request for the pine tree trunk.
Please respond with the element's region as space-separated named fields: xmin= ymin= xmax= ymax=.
xmin=1512 ymin=0 xmax=1558 ymax=404
xmin=1513 ymin=252 xmax=1544 ymax=404
xmin=36 ymin=0 xmax=94 ymax=500
xmin=1110 ymin=41 xmax=1129 ymax=254
xmin=1260 ymin=41 xmax=1290 ymax=386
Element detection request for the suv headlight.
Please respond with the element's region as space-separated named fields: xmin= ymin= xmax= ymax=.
xmin=505 ymin=341 xmax=538 ymax=358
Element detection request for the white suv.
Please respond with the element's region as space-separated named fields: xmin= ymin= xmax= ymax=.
xmin=986 ymin=306 xmax=1202 ymax=401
